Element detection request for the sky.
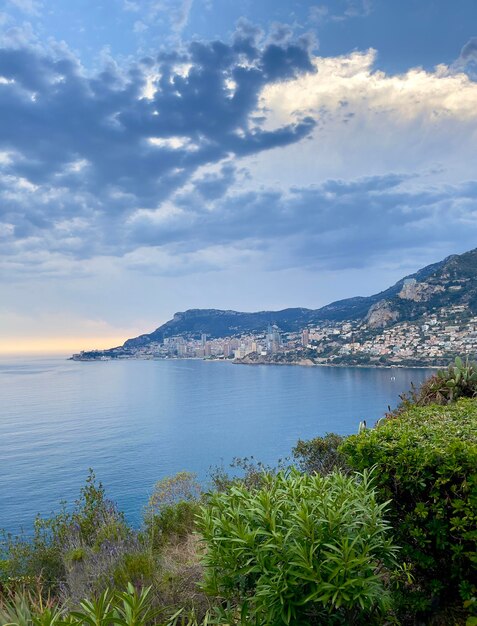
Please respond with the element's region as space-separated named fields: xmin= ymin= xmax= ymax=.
xmin=1 ymin=0 xmax=477 ymax=354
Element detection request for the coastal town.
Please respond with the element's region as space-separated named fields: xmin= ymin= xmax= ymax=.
xmin=73 ymin=303 xmax=477 ymax=367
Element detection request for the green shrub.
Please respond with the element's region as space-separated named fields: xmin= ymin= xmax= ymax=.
xmin=292 ymin=432 xmax=349 ymax=475
xmin=392 ymin=357 xmax=477 ymax=415
xmin=198 ymin=468 xmax=398 ymax=625
xmin=0 ymin=584 xmax=214 ymax=626
xmin=69 ymin=584 xmax=161 ymax=626
xmin=148 ymin=473 xmax=202 ymax=512
xmin=341 ymin=398 xmax=477 ymax=607
xmin=65 ymin=548 xmax=86 ymax=563
xmin=0 ymin=506 xmax=71 ymax=587
xmin=147 ymin=502 xmax=200 ymax=550
xmin=208 ymin=456 xmax=287 ymax=494
xmin=0 ymin=592 xmax=63 ymax=626
xmin=145 ymin=473 xmax=202 ymax=550
xmin=0 ymin=470 xmax=133 ymax=600
xmin=112 ymin=552 xmax=157 ymax=589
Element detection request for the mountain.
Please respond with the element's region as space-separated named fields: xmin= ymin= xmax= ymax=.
xmin=74 ymin=247 xmax=477 ymax=358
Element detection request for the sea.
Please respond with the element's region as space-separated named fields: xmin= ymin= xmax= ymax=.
xmin=0 ymin=355 xmax=432 ymax=535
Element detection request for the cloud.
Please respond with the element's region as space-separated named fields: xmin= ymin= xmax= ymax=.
xmin=460 ymin=37 xmax=477 ymax=62
xmin=0 ymin=30 xmax=315 ymax=265
xmin=5 ymin=0 xmax=42 ymax=17
xmin=452 ymin=37 xmax=477 ymax=80
xmin=309 ymin=0 xmax=372 ymax=23
xmin=123 ymin=0 xmax=194 ymax=38
xmin=241 ymin=49 xmax=477 ymax=190
xmin=1 ymin=34 xmax=477 ymax=282
xmin=260 ymin=49 xmax=477 ymax=128
xmin=193 ymin=163 xmax=237 ymax=200
xmin=123 ymin=174 xmax=477 ymax=273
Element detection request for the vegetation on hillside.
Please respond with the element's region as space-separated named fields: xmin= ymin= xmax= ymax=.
xmin=1 ymin=361 xmax=476 ymax=625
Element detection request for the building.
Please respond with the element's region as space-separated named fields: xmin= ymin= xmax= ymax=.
xmin=266 ymin=323 xmax=282 ymax=353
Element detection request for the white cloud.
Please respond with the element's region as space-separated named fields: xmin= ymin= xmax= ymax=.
xmin=240 ymin=51 xmax=477 ymax=189
xmin=148 ymin=136 xmax=198 ymax=150
xmin=262 ymin=51 xmax=477 ymax=124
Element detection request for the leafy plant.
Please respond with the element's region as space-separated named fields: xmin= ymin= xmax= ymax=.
xmin=341 ymin=398 xmax=477 ymax=615
xmin=198 ymin=468 xmax=398 ymax=625
xmin=144 ymin=473 xmax=202 ymax=550
xmin=70 ymin=589 xmax=116 ymax=626
xmin=391 ymin=357 xmax=477 ymax=413
xmin=112 ymin=583 xmax=159 ymax=626
xmin=443 ymin=356 xmax=477 ymax=402
xmin=111 ymin=553 xmax=157 ymax=590
xmin=146 ymin=503 xmax=200 ymax=551
xmin=0 ymin=589 xmax=63 ymax=626
xmin=0 ymin=471 xmax=134 ymax=602
xmin=292 ymin=433 xmax=348 ymax=475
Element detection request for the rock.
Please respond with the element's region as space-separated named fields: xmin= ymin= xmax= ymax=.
xmin=398 ymin=278 xmax=444 ymax=302
xmin=365 ymin=300 xmax=399 ymax=328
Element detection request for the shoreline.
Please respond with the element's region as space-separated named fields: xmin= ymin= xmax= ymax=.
xmin=70 ymin=355 xmax=440 ymax=369
xmin=233 ymin=360 xmax=439 ymax=370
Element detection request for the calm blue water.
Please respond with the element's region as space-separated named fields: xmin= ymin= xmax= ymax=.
xmin=0 ymin=356 xmax=432 ymax=534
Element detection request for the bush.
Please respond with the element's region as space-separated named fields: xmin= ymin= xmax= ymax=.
xmin=0 ymin=590 xmax=62 ymax=626
xmin=208 ymin=456 xmax=287 ymax=492
xmin=111 ymin=551 xmax=157 ymax=590
xmin=0 ymin=583 xmax=210 ymax=626
xmin=145 ymin=473 xmax=202 ymax=550
xmin=292 ymin=432 xmax=349 ymax=475
xmin=391 ymin=357 xmax=477 ymax=415
xmin=147 ymin=502 xmax=200 ymax=549
xmin=198 ymin=468 xmax=398 ymax=625
xmin=341 ymin=398 xmax=477 ymax=610
xmin=0 ymin=470 xmax=134 ymax=601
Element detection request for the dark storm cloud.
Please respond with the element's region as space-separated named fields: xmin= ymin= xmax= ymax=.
xmin=0 ymin=30 xmax=315 ymax=236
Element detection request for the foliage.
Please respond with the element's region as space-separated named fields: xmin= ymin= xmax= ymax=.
xmin=0 ymin=584 xmax=218 ymax=626
xmin=145 ymin=503 xmax=199 ymax=551
xmin=69 ymin=583 xmax=160 ymax=626
xmin=145 ymin=473 xmax=202 ymax=550
xmin=0 ymin=585 xmax=62 ymax=626
xmin=341 ymin=398 xmax=477 ymax=611
xmin=0 ymin=505 xmax=71 ymax=587
xmin=208 ymin=456 xmax=289 ymax=493
xmin=292 ymin=433 xmax=349 ymax=475
xmin=198 ymin=468 xmax=398 ymax=625
xmin=110 ymin=552 xmax=157 ymax=591
xmin=0 ymin=471 xmax=133 ymax=601
xmin=147 ymin=474 xmax=202 ymax=513
xmin=392 ymin=357 xmax=477 ymax=414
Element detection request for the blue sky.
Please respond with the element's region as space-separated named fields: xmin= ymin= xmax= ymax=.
xmin=1 ymin=0 xmax=477 ymax=352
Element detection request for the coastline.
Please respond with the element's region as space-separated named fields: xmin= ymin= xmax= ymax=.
xmin=71 ymin=354 xmax=440 ymax=369
xmin=233 ymin=359 xmax=439 ymax=369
